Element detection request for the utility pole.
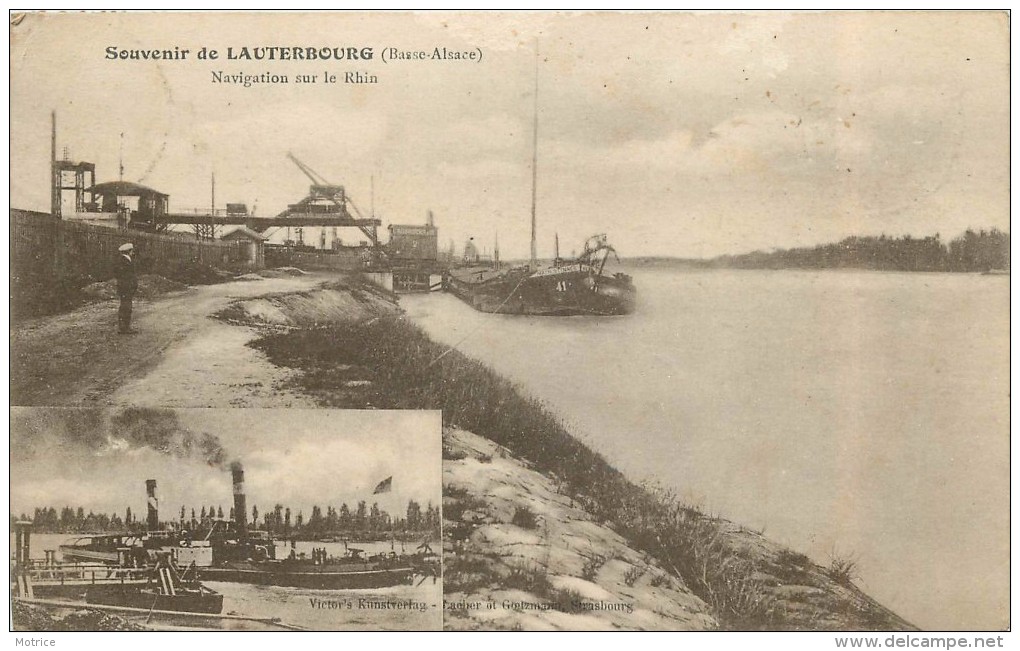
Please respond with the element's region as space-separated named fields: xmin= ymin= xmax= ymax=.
xmin=50 ymin=111 xmax=60 ymax=217
xmin=196 ymin=171 xmax=216 ymax=240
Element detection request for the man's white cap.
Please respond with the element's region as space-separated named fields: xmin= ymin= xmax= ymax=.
xmin=118 ymin=243 xmax=134 ymax=252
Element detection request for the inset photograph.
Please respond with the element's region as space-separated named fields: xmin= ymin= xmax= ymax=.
xmin=10 ymin=408 xmax=442 ymax=631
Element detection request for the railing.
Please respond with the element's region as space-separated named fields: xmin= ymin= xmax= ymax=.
xmin=21 ymin=565 xmax=150 ymax=585
xmin=173 ymin=207 xmax=248 ymax=217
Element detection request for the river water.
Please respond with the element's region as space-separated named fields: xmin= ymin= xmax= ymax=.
xmin=401 ymin=268 xmax=1009 ymax=631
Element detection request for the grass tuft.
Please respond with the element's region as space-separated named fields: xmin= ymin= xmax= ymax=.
xmin=826 ymin=554 xmax=860 ymax=586
xmin=580 ymin=549 xmax=608 ymax=582
xmin=624 ymin=564 xmax=646 ymax=587
xmin=503 ymin=560 xmax=553 ymax=596
xmin=511 ymin=505 xmax=540 ymax=530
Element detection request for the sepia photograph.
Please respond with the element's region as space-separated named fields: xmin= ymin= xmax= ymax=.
xmin=9 ymin=407 xmax=443 ymax=631
xmin=7 ymin=10 xmax=1011 ymax=636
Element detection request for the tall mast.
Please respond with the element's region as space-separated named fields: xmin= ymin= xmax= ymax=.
xmin=208 ymin=170 xmax=216 ymax=240
xmin=529 ymin=45 xmax=539 ymax=267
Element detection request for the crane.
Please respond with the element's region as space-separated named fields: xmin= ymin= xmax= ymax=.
xmin=286 ymin=152 xmax=330 ymax=187
xmin=280 ymin=152 xmax=385 ymax=252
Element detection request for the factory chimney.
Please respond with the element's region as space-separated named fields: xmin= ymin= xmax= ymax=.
xmin=231 ymin=463 xmax=248 ymax=541
xmin=145 ymin=479 xmax=159 ymax=531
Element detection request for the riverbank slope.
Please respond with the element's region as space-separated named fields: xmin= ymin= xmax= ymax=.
xmin=215 ymin=275 xmax=914 ymax=631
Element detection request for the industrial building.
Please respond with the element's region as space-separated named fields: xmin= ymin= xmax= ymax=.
xmin=387 ymin=212 xmax=438 ymax=261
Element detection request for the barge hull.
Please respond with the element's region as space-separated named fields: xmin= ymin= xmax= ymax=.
xmin=198 ymin=566 xmax=414 ymax=589
xmin=447 ymin=269 xmax=635 ymax=316
xmin=85 ymin=586 xmax=224 ymax=614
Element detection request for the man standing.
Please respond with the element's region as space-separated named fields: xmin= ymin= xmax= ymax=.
xmin=115 ymin=242 xmax=138 ymax=334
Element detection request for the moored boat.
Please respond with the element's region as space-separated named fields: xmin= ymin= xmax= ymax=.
xmin=59 ymin=533 xmax=163 ymax=567
xmin=444 ymin=52 xmax=635 ymax=316
xmin=446 ymin=234 xmax=635 ymax=316
xmin=59 ymin=535 xmax=135 ymax=565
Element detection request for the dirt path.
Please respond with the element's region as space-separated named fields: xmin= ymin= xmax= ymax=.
xmin=10 ymin=273 xmax=338 ymax=407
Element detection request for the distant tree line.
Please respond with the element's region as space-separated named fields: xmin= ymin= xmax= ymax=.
xmin=706 ymin=229 xmax=1009 ymax=272
xmin=11 ymin=499 xmax=440 ymax=539
xmin=252 ymin=500 xmax=440 ymax=538
xmin=12 ymin=506 xmax=131 ymax=534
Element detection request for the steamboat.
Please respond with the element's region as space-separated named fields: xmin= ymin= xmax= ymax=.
xmin=54 ymin=466 xmax=437 ymax=590
xmin=199 ymin=548 xmax=417 ymax=589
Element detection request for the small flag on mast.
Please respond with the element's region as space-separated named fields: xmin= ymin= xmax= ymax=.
xmin=372 ymin=476 xmax=393 ymax=494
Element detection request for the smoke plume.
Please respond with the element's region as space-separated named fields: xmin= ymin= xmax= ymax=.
xmin=11 ymin=407 xmax=232 ymax=470
xmin=110 ymin=408 xmax=228 ymax=468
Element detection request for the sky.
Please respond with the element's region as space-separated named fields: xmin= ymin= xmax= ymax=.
xmin=9 ymin=11 xmax=1010 ymax=258
xmin=10 ymin=408 xmax=442 ymax=520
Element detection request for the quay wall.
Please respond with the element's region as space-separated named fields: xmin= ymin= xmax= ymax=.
xmin=264 ymin=247 xmax=448 ymax=277
xmin=265 ymin=246 xmax=369 ymax=271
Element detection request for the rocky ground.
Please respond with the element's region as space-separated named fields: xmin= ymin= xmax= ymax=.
xmin=443 ymin=427 xmax=717 ymax=631
xmin=81 ymin=274 xmax=188 ymax=301
xmin=441 ymin=427 xmax=915 ymax=631
xmin=11 ymin=602 xmax=145 ymax=632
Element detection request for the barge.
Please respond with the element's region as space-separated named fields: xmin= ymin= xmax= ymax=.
xmin=446 ymin=234 xmax=635 ymax=316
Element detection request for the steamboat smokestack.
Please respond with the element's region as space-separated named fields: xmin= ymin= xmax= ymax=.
xmin=145 ymin=479 xmax=159 ymax=531
xmin=231 ymin=462 xmax=248 ymax=541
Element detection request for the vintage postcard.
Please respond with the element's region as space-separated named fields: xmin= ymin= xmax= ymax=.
xmin=10 ymin=408 xmax=443 ymax=631
xmin=8 ymin=10 xmax=1010 ymax=635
